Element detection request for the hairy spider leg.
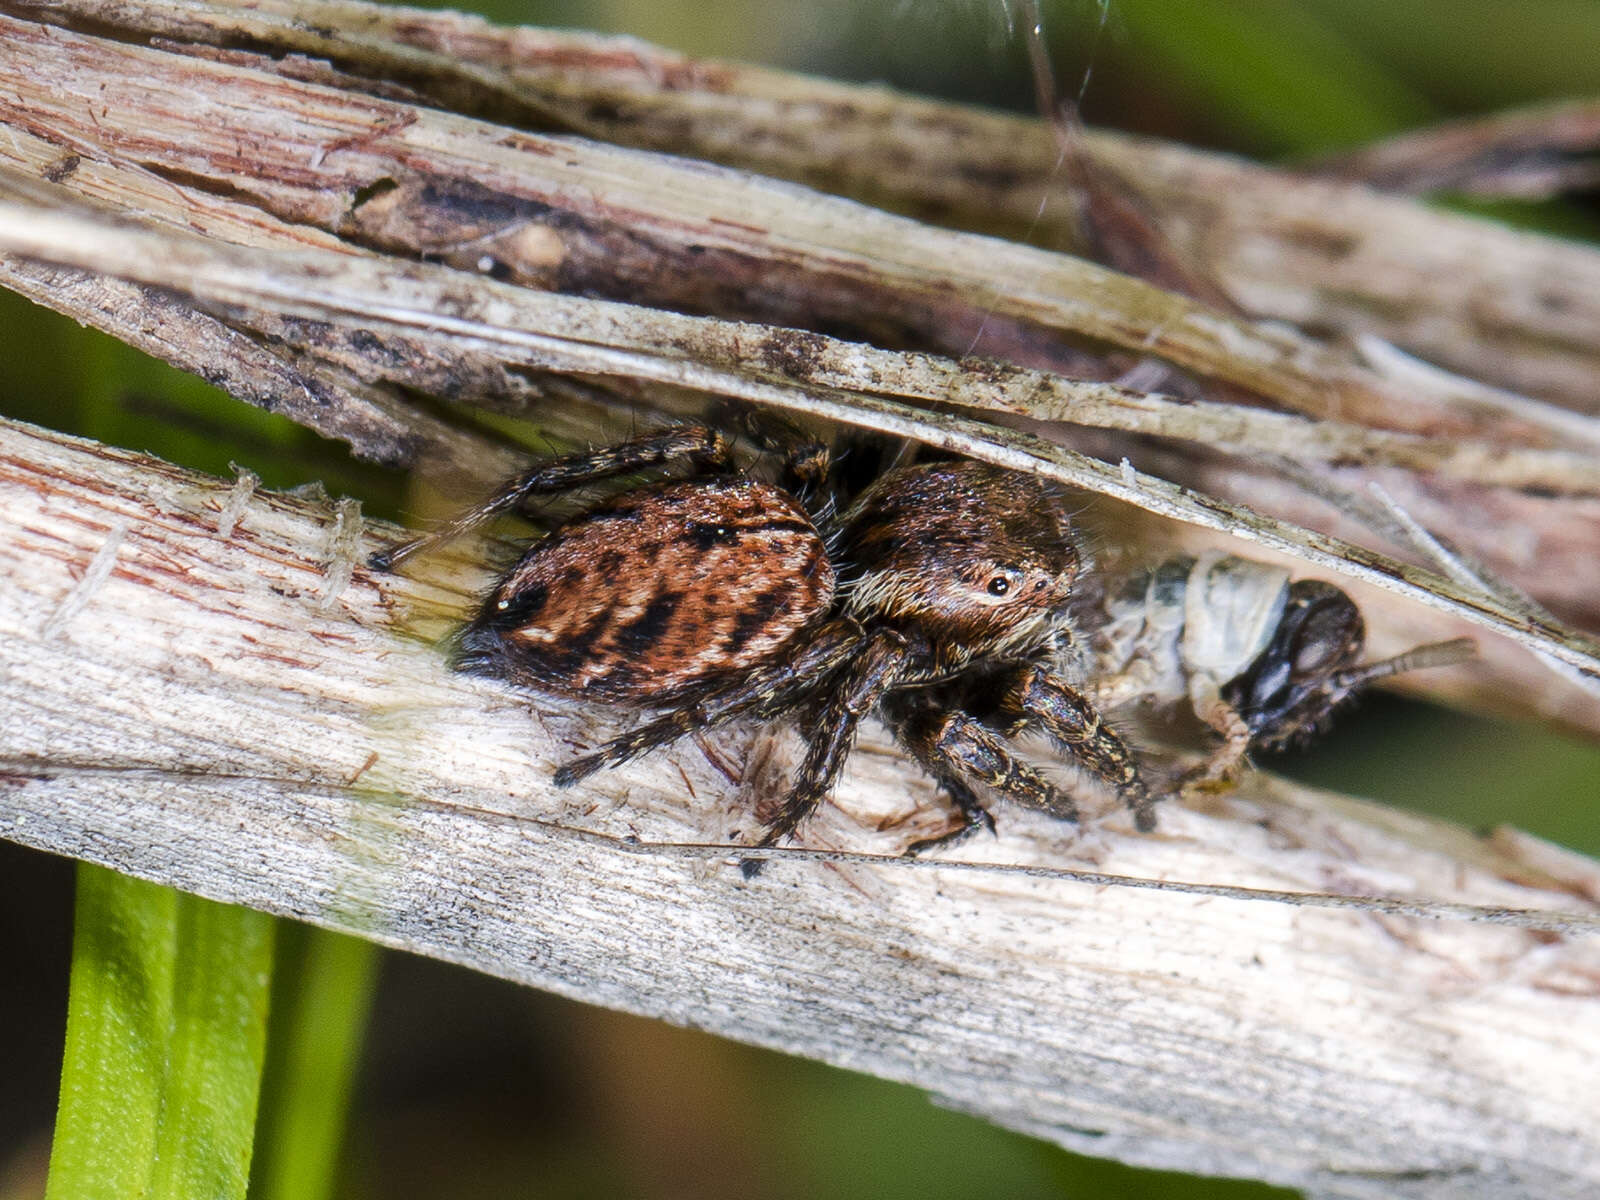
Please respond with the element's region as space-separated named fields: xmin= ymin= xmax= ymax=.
xmin=753 ymin=628 xmax=909 ymax=849
xmin=921 ymin=775 xmax=999 ymax=852
xmin=997 ymin=666 xmax=1157 ymax=831
xmin=736 ymin=694 xmax=998 ymax=876
xmin=710 ymin=400 xmax=833 ymax=498
xmin=892 ymin=764 xmax=998 ymax=858
xmin=368 ymin=424 xmax=734 ymax=571
xmin=552 ymin=619 xmax=866 ymax=787
xmin=895 ymin=701 xmax=1081 ymax=828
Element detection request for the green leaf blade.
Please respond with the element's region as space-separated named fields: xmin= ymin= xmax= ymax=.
xmin=45 ymin=866 xmax=179 ymax=1200
xmin=250 ymin=925 xmax=380 ymax=1200
xmin=46 ymin=866 xmax=275 ymax=1200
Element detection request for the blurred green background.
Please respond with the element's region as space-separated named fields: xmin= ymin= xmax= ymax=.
xmin=2 ymin=2 xmax=1597 ymax=1198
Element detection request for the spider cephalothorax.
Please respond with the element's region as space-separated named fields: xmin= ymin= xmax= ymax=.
xmin=371 ymin=423 xmax=1154 ymax=851
xmin=838 ymin=461 xmax=1083 ymax=673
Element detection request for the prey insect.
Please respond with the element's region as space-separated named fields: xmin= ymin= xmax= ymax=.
xmin=1088 ymin=551 xmax=1475 ymax=790
xmin=369 ymin=423 xmax=1155 ymax=852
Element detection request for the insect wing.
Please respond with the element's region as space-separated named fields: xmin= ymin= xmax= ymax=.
xmin=1181 ymin=552 xmax=1290 ymax=681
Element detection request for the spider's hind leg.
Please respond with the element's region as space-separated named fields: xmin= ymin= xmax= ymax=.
xmin=368 ymin=424 xmax=733 ymax=571
xmin=712 ymin=400 xmax=832 ymax=498
xmin=553 ymin=619 xmax=866 ymax=788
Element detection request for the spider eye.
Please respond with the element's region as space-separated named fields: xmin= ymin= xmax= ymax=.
xmin=987 ymin=576 xmax=1011 ymax=596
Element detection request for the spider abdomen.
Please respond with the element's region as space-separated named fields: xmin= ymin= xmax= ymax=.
xmin=456 ymin=476 xmax=835 ymax=703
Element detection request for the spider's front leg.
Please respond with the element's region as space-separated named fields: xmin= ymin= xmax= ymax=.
xmin=906 ymin=774 xmax=997 ymax=855
xmin=889 ymin=700 xmax=1075 ymax=857
xmin=368 ymin=424 xmax=733 ymax=571
xmin=754 ymin=628 xmax=909 ymax=849
xmin=997 ymin=665 xmax=1158 ymax=831
xmin=891 ymin=699 xmax=1078 ymax=853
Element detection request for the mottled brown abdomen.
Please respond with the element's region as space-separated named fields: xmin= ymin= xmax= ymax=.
xmin=459 ymin=476 xmax=835 ymax=702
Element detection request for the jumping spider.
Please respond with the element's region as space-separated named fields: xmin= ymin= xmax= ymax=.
xmin=369 ymin=422 xmax=1154 ymax=851
xmin=1089 ymin=551 xmax=1475 ymax=791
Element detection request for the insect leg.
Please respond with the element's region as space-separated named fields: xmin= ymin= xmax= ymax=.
xmin=1183 ymin=677 xmax=1253 ymax=791
xmin=998 ymin=667 xmax=1157 ymax=831
xmin=1087 ymin=660 xmax=1160 ymax=710
xmin=368 ymin=425 xmax=733 ymax=570
xmin=553 ymin=620 xmax=864 ymax=786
